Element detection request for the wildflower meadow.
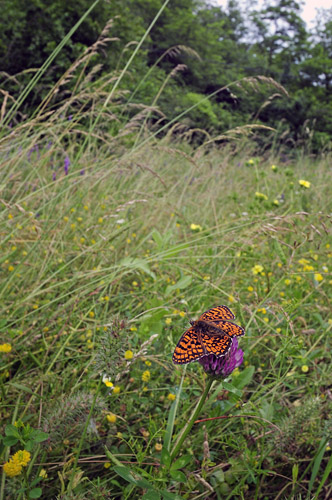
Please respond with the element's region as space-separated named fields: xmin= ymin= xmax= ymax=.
xmin=1 ymin=3 xmax=332 ymax=500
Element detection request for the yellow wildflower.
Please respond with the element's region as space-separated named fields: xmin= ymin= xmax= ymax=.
xmin=190 ymin=223 xmax=202 ymax=231
xmin=167 ymin=393 xmax=176 ymax=401
xmin=0 ymin=343 xmax=12 ymax=353
xmin=247 ymin=286 xmax=254 ymax=292
xmin=89 ymin=311 xmax=95 ymax=318
xmin=252 ymin=264 xmax=264 ymax=275
xmin=271 ymin=164 xmax=277 ymax=171
xmin=104 ymin=462 xmax=111 ymax=469
xmin=142 ymin=370 xmax=150 ymax=382
xmin=301 ymin=365 xmax=309 ymax=373
xmin=102 ymin=376 xmax=113 ymax=388
xmin=155 ymin=443 xmax=163 ymax=452
xmin=255 ymin=192 xmax=268 ymax=201
xmin=39 ymin=469 xmax=48 ymax=478
xmin=124 ymin=350 xmax=134 ymax=360
xmin=299 ymin=179 xmax=310 ymax=188
xmin=284 ymin=279 xmax=291 ymax=285
xmin=165 ymin=318 xmax=172 ymax=325
xmin=314 ymin=273 xmax=323 ymax=282
xmin=145 ymin=360 xmax=151 ymax=366
xmin=113 ymin=386 xmax=121 ymax=395
xmin=107 ymin=413 xmax=117 ymax=423
xmin=8 ymin=265 xmax=14 ymax=272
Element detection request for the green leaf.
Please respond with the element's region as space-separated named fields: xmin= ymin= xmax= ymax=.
xmin=170 ymin=470 xmax=187 ymax=483
xmin=163 ymin=366 xmax=186 ymax=452
xmin=161 ymin=447 xmax=171 ymax=467
xmin=161 ymin=490 xmax=183 ymax=500
xmin=113 ymin=466 xmax=139 ymax=485
xmin=9 ymin=383 xmax=35 ymax=395
xmin=31 ymin=430 xmax=49 ymax=443
xmin=28 ymin=488 xmax=43 ymax=499
xmin=232 ymin=366 xmax=255 ymax=389
xmin=165 ymin=276 xmax=192 ymax=296
xmin=5 ymin=424 xmax=20 ymax=437
xmin=308 ymin=437 xmax=328 ymax=494
xmin=120 ymin=257 xmax=156 ymax=279
xmin=171 ymin=455 xmax=192 ymax=470
xmin=3 ymin=436 xmax=18 ymax=446
xmin=142 ymin=491 xmax=160 ymax=500
xmin=25 ymin=440 xmax=34 ymax=452
xmin=222 ymin=381 xmax=243 ymax=397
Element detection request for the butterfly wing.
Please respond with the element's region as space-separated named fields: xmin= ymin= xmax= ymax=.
xmin=172 ymin=326 xmax=205 ymax=364
xmin=200 ymin=331 xmax=232 ymax=356
xmin=199 ymin=305 xmax=235 ymax=322
xmin=210 ymin=319 xmax=245 ymax=338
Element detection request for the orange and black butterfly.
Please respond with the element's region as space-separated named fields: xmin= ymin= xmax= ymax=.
xmin=172 ymin=305 xmax=245 ymax=365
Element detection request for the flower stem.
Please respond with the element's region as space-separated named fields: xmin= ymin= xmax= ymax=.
xmin=170 ymin=377 xmax=214 ymax=462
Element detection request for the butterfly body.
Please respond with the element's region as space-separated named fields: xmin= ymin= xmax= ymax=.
xmin=172 ymin=305 xmax=245 ymax=365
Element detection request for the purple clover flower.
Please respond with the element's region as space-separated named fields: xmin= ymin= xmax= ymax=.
xmin=64 ymin=155 xmax=70 ymax=175
xmin=199 ymin=338 xmax=244 ymax=378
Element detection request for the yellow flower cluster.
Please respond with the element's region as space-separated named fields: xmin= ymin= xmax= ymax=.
xmin=3 ymin=450 xmax=31 ymax=477
xmin=252 ymin=264 xmax=264 ymax=275
xmin=142 ymin=370 xmax=151 ymax=382
xmin=0 ymin=343 xmax=12 ymax=353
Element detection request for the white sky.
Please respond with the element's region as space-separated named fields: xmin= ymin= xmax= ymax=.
xmin=214 ymin=0 xmax=332 ymax=27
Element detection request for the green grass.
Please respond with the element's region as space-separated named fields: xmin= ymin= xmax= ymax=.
xmin=0 ymin=5 xmax=331 ymax=495
xmin=1 ymin=130 xmax=331 ymax=499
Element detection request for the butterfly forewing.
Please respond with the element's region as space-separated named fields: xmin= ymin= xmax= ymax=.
xmin=198 ymin=305 xmax=235 ymax=322
xmin=172 ymin=327 xmax=205 ymax=364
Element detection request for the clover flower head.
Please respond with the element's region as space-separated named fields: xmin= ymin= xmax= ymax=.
xmin=199 ymin=338 xmax=244 ymax=378
xmin=12 ymin=450 xmax=31 ymax=467
xmin=3 ymin=459 xmax=22 ymax=477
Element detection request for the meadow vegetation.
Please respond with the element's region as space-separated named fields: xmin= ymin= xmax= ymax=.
xmin=1 ymin=3 xmax=332 ymax=499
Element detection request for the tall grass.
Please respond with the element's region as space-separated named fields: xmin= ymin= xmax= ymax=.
xmin=1 ymin=4 xmax=331 ymax=499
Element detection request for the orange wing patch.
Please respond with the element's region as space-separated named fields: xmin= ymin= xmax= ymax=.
xmin=198 ymin=305 xmax=235 ymax=322
xmin=172 ymin=327 xmax=205 ymax=364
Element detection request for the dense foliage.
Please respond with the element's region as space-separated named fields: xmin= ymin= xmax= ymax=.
xmin=1 ymin=0 xmax=332 ymax=151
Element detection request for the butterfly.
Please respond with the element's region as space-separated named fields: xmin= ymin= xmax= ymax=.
xmin=172 ymin=305 xmax=245 ymax=365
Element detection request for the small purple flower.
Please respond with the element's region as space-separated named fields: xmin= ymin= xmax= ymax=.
xmin=52 ymin=172 xmax=56 ymax=181
xmin=64 ymin=155 xmax=70 ymax=175
xmin=79 ymin=169 xmax=85 ymax=176
xmin=199 ymin=338 xmax=244 ymax=378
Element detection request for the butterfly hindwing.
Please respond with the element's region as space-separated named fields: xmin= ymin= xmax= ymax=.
xmin=200 ymin=331 xmax=232 ymax=356
xmin=198 ymin=305 xmax=235 ymax=322
xmin=172 ymin=326 xmax=205 ymax=364
xmin=209 ymin=319 xmax=245 ymax=338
